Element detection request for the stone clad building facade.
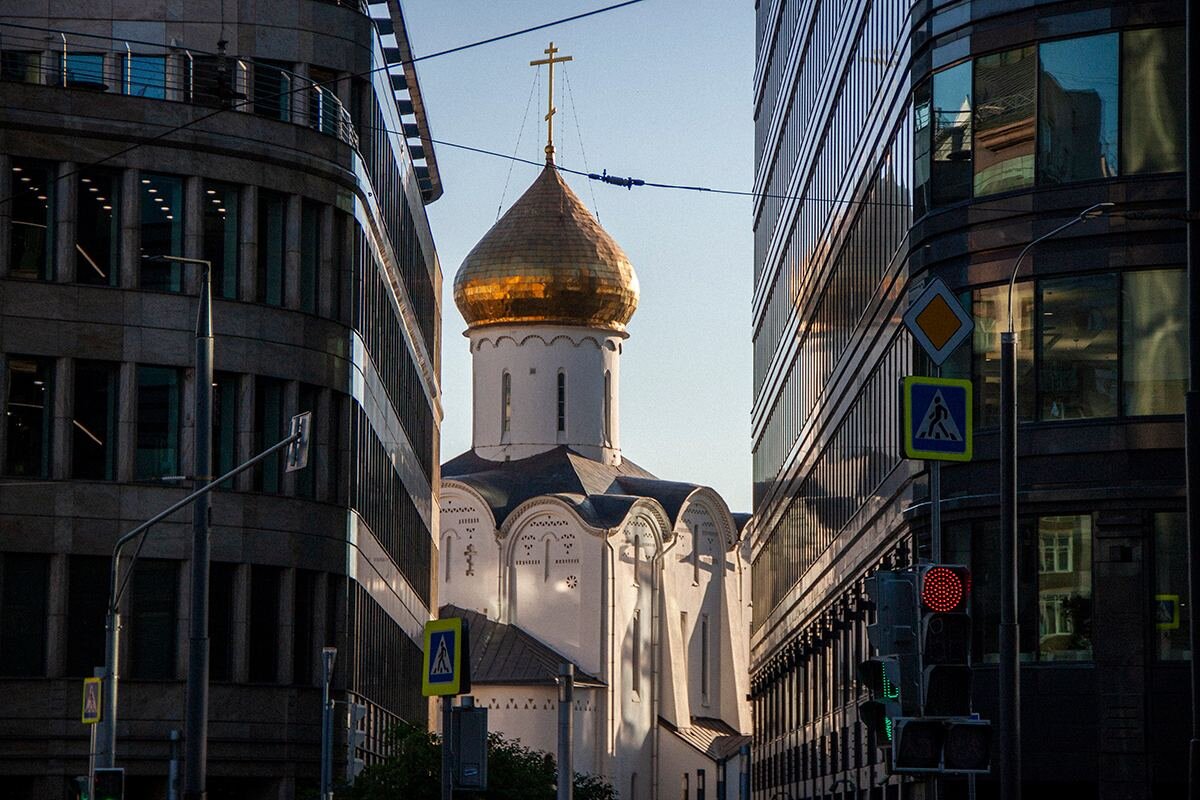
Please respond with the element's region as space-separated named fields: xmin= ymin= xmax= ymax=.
xmin=0 ymin=2 xmax=441 ymax=797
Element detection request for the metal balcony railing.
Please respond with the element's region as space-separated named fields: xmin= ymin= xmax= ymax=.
xmin=0 ymin=26 xmax=358 ymax=148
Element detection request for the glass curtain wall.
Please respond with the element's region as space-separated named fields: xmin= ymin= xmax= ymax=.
xmin=72 ymin=360 xmax=119 ymax=480
xmin=1154 ymin=511 xmax=1189 ymax=660
xmin=129 ymin=559 xmax=178 ymax=679
xmin=257 ymin=191 xmax=286 ymax=306
xmin=1123 ymin=28 xmax=1185 ymax=174
xmin=1123 ymin=270 xmax=1186 ymax=415
xmin=255 ymin=377 xmax=285 ymax=492
xmin=1038 ymin=274 xmax=1119 ymax=421
xmin=1037 ymin=34 xmax=1118 ymax=184
xmin=135 ymin=365 xmax=181 ymax=479
xmin=932 ymin=61 xmax=973 ymax=205
xmin=300 ymin=200 xmax=320 ymax=314
xmin=121 ymin=54 xmax=166 ymax=99
xmin=0 ymin=553 xmax=49 ymax=676
xmin=4 ymin=356 xmax=54 ymax=477
xmin=973 ymin=46 xmax=1036 ymax=195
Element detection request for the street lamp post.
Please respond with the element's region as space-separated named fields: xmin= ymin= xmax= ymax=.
xmin=998 ymin=203 xmax=1111 ymax=800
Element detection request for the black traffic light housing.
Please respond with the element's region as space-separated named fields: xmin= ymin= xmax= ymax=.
xmin=93 ymin=768 xmax=124 ymax=800
xmin=857 ymin=656 xmax=902 ymax=745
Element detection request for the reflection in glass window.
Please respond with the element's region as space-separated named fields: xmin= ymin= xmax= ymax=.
xmin=932 ymin=61 xmax=972 ymax=205
xmin=76 ymin=169 xmax=119 ymax=286
xmin=4 ymin=356 xmax=53 ymax=477
xmin=1123 ymin=27 xmax=1185 ymax=174
xmin=0 ymin=553 xmax=49 ymax=676
xmin=1123 ymin=269 xmax=1186 ymax=415
xmin=296 ymin=383 xmax=318 ymax=498
xmin=300 ymin=200 xmax=321 ymax=314
xmin=1038 ymin=274 xmax=1118 ymax=421
xmin=913 ymin=80 xmax=931 ymax=218
xmin=139 ymin=174 xmax=184 ymax=291
xmin=973 ymin=283 xmax=1034 ymax=426
xmin=257 ymin=191 xmax=286 ymax=306
xmin=1037 ymin=515 xmax=1092 ymax=662
xmin=58 ymin=53 xmax=106 ymax=89
xmin=1154 ymin=512 xmax=1189 ymax=660
xmin=202 ymin=182 xmax=240 ymax=299
xmin=973 ymin=47 xmax=1036 ymax=196
xmin=253 ymin=61 xmax=291 ymax=122
xmin=136 ymin=365 xmax=181 ymax=479
xmin=10 ymin=159 xmax=55 ymax=280
xmin=130 ymin=559 xmax=178 ymax=679
xmin=122 ymin=54 xmax=166 ymax=99
xmin=72 ymin=361 xmax=118 ymax=480
xmin=1038 ymin=34 xmax=1118 ymax=184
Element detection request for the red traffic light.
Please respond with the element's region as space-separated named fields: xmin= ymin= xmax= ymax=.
xmin=919 ymin=566 xmax=970 ymax=613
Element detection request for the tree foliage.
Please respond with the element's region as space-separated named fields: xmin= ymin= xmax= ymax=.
xmin=341 ymin=722 xmax=616 ymax=800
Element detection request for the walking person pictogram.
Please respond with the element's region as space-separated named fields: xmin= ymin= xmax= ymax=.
xmin=916 ymin=390 xmax=963 ymax=443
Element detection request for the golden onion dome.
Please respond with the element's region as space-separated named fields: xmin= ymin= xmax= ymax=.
xmin=454 ymin=164 xmax=639 ymax=332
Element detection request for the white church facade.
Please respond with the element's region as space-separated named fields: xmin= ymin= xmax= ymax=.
xmin=436 ymin=63 xmax=752 ymax=798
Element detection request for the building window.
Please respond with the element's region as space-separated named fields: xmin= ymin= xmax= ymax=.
xmin=72 ymin=360 xmax=119 ymax=480
xmin=257 ymin=190 xmax=287 ymax=306
xmin=1037 ymin=34 xmax=1119 ymax=184
xmin=139 ymin=174 xmax=184 ymax=291
xmin=202 ymin=182 xmax=240 ymax=300
xmin=1123 ymin=269 xmax=1186 ymax=415
xmin=931 ymin=60 xmax=972 ymax=206
xmin=5 ymin=356 xmax=54 ymax=477
xmin=66 ymin=555 xmax=108 ymax=677
xmin=10 ymin=158 xmax=55 ymax=281
xmin=973 ymin=46 xmax=1036 ymax=196
xmin=973 ymin=283 xmax=1034 ymax=426
xmin=293 ymin=569 xmax=317 ymax=686
xmin=300 ymin=200 xmax=321 ymax=314
xmin=252 ymin=61 xmax=291 ymax=122
xmin=1153 ymin=512 xmax=1189 ymax=660
xmin=556 ymin=371 xmax=566 ymax=433
xmin=1037 ymin=515 xmax=1092 ymax=662
xmin=135 ymin=366 xmax=182 ymax=480
xmin=603 ymin=370 xmax=612 ymax=444
xmin=1123 ymin=27 xmax=1185 ymax=174
xmin=1 ymin=51 xmax=41 ymax=82
xmin=501 ymin=371 xmax=512 ymax=437
xmin=121 ymin=53 xmax=166 ymax=99
xmin=212 ymin=372 xmax=238 ymax=488
xmin=130 ymin=559 xmax=178 ymax=680
xmin=680 ymin=773 xmax=688 ymax=800
xmin=295 ymin=383 xmax=319 ymax=498
xmin=249 ymin=565 xmax=281 ymax=682
xmin=209 ymin=562 xmax=236 ymax=682
xmin=0 ymin=553 xmax=49 ymax=676
xmin=632 ymin=609 xmax=641 ymax=697
xmin=76 ymin=168 xmax=119 ymax=286
xmin=700 ymin=613 xmax=711 ymax=704
xmin=1038 ymin=274 xmax=1118 ymax=421
xmin=255 ymin=377 xmax=286 ymax=493
xmin=57 ymin=52 xmax=105 ymax=88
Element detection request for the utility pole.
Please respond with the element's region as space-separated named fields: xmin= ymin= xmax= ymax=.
xmin=557 ymin=663 xmax=574 ymax=800
xmin=321 ymin=647 xmax=337 ymax=800
xmin=1187 ymin=3 xmax=1200 ymax=797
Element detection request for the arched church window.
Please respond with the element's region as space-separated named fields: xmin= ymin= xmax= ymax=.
xmin=692 ymin=531 xmax=700 ymax=585
xmin=633 ymin=534 xmax=641 ymax=585
xmin=556 ymin=371 xmax=566 ymax=433
xmin=445 ymin=544 xmax=453 ymax=582
xmin=603 ymin=370 xmax=612 ymax=444
xmin=501 ymin=371 xmax=512 ymax=436
xmin=544 ymin=538 xmax=551 ymax=582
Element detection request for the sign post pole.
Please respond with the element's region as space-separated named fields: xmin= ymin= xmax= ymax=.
xmin=422 ymin=617 xmax=472 ymax=800
xmin=442 ymin=696 xmax=454 ymax=800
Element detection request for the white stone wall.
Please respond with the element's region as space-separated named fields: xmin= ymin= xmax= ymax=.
xmin=468 ymin=324 xmax=623 ymax=464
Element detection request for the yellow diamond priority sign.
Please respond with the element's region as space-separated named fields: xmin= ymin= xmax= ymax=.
xmin=903 ymin=278 xmax=974 ymax=365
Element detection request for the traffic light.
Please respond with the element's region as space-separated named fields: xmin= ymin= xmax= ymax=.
xmin=73 ymin=775 xmax=89 ymax=800
xmin=857 ymin=656 xmax=902 ymax=745
xmin=93 ymin=768 xmax=124 ymax=800
xmin=942 ymin=718 xmax=992 ymax=773
xmin=864 ymin=570 xmax=921 ymax=715
xmin=917 ymin=565 xmax=973 ymax=717
xmin=346 ymin=701 xmax=368 ymax=783
xmin=892 ymin=718 xmax=944 ymax=772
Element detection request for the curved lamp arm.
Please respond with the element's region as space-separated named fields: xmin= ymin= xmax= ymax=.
xmin=1006 ymin=202 xmax=1114 ymax=333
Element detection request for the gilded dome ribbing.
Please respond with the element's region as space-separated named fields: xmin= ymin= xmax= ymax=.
xmin=454 ymin=165 xmax=639 ymax=331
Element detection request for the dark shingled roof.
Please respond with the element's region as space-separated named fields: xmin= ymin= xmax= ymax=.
xmin=442 ymin=446 xmax=707 ymax=529
xmin=441 ymin=604 xmax=604 ymax=687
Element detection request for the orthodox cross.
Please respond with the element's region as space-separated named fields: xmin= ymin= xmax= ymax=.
xmin=530 ymin=41 xmax=573 ymax=163
xmin=463 ymin=543 xmax=477 ymax=576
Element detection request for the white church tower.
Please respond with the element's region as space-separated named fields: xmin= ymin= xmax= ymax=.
xmin=438 ymin=43 xmax=752 ymax=800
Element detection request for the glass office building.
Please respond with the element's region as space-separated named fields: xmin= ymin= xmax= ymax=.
xmin=750 ymin=2 xmax=1186 ymax=797
xmin=0 ymin=2 xmax=442 ymax=797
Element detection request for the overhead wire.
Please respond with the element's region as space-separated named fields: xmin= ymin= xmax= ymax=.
xmin=0 ymin=0 xmax=648 ymax=208
xmin=496 ymin=65 xmax=540 ymax=221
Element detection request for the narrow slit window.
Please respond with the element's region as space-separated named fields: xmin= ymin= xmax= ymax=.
xmin=501 ymin=371 xmax=512 ymax=436
xmin=556 ymin=371 xmax=566 ymax=433
xmin=603 ymin=370 xmax=612 ymax=444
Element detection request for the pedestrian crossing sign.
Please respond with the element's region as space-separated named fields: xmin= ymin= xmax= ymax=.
xmin=902 ymin=377 xmax=973 ymax=462
xmin=422 ymin=617 xmax=470 ymax=696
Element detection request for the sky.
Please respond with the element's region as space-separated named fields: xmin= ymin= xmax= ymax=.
xmin=401 ymin=0 xmax=756 ymax=511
